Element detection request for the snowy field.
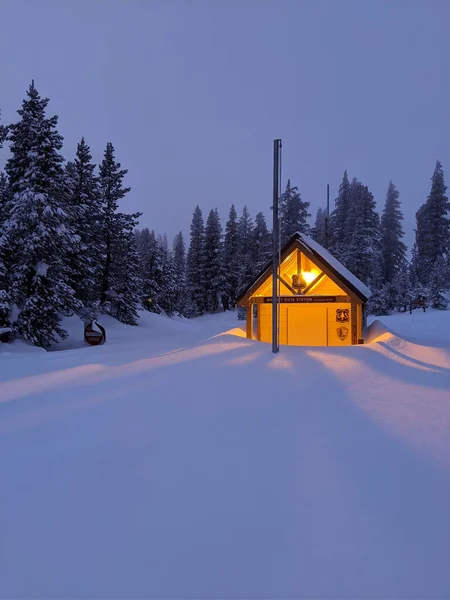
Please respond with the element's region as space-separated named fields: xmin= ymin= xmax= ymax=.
xmin=1 ymin=309 xmax=450 ymax=599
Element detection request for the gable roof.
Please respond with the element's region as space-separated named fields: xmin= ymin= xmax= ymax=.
xmin=236 ymin=232 xmax=372 ymax=304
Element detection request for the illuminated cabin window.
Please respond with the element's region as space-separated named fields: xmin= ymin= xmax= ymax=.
xmin=292 ymin=271 xmax=317 ymax=292
xmin=301 ymin=271 xmax=317 ymax=284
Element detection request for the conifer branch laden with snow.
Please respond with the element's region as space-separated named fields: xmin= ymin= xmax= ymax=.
xmin=414 ymin=160 xmax=450 ymax=308
xmin=186 ymin=205 xmax=207 ymax=316
xmin=236 ymin=205 xmax=255 ymax=300
xmin=312 ymin=207 xmax=327 ymax=247
xmin=0 ymin=169 xmax=11 ymax=326
xmin=280 ymin=179 xmax=310 ymax=245
xmin=380 ymin=181 xmax=407 ymax=284
xmin=3 ymin=81 xmax=81 ymax=346
xmin=204 ymin=208 xmax=225 ymax=313
xmin=98 ymin=142 xmax=141 ymax=325
xmin=223 ymin=204 xmax=240 ymax=308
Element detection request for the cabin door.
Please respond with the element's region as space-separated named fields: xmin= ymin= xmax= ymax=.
xmin=287 ymin=305 xmax=327 ymax=346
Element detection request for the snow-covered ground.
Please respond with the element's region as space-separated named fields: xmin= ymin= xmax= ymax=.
xmin=1 ymin=309 xmax=450 ymax=599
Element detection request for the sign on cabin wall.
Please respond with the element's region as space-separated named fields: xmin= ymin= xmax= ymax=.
xmin=336 ymin=326 xmax=349 ymax=341
xmin=263 ymin=295 xmax=340 ymax=304
xmin=335 ymin=308 xmax=350 ymax=322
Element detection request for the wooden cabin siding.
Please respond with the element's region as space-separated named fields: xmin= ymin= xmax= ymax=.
xmin=257 ymin=302 xmax=354 ymax=346
xmin=287 ymin=305 xmax=327 ymax=346
xmin=259 ymin=304 xmax=326 ymax=346
xmin=307 ymin=275 xmax=346 ymax=297
xmin=257 ymin=277 xmax=293 ymax=297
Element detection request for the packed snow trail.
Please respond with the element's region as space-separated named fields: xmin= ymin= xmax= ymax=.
xmin=1 ymin=311 xmax=450 ymax=598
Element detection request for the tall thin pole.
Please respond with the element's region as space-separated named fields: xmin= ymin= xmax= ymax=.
xmin=325 ymin=183 xmax=330 ymax=249
xmin=272 ymin=139 xmax=281 ymax=353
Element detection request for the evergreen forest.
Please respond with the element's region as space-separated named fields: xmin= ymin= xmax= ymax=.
xmin=1 ymin=83 xmax=449 ymax=347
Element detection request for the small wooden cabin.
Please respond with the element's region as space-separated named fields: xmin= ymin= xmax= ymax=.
xmin=236 ymin=232 xmax=371 ymax=346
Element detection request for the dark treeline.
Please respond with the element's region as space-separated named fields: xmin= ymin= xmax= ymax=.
xmin=1 ymin=83 xmax=449 ymax=347
xmin=312 ymin=166 xmax=450 ymax=314
xmin=133 ymin=178 xmax=311 ymax=320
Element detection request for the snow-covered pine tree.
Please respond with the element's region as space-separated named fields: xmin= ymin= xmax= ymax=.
xmin=415 ymin=160 xmax=450 ymax=288
xmin=136 ymin=228 xmax=178 ymax=316
xmin=237 ymin=205 xmax=254 ymax=296
xmin=0 ymin=172 xmax=10 ymax=326
xmin=409 ymin=243 xmax=426 ymax=303
xmin=380 ymin=181 xmax=407 ymax=286
xmin=109 ymin=211 xmax=141 ymax=324
xmin=4 ymin=82 xmax=80 ymax=347
xmin=391 ymin=262 xmax=412 ymax=312
xmin=158 ymin=232 xmax=169 ymax=253
xmin=0 ymin=257 xmax=8 ymax=327
xmin=136 ymin=228 xmax=154 ymax=309
xmin=366 ymin=281 xmax=390 ymax=316
xmin=252 ymin=211 xmax=272 ymax=272
xmin=0 ymin=110 xmax=7 ymax=148
xmin=345 ymin=183 xmax=382 ymax=288
xmin=138 ymin=228 xmax=163 ymax=313
xmin=134 ymin=228 xmax=142 ymax=253
xmin=223 ymin=204 xmax=240 ymax=308
xmin=64 ymin=159 xmax=76 ymax=182
xmin=280 ymin=179 xmax=310 ymax=245
xmin=312 ymin=207 xmax=327 ymax=247
xmin=0 ymin=172 xmax=9 ymax=225
xmin=342 ymin=178 xmax=368 ymax=262
xmin=328 ymin=170 xmax=351 ymax=259
xmin=204 ymin=208 xmax=225 ymax=313
xmin=65 ymin=137 xmax=103 ymax=311
xmin=427 ymin=161 xmax=450 ymax=260
xmin=414 ymin=204 xmax=429 ymax=286
xmin=427 ymin=255 xmax=449 ymax=309
xmin=186 ymin=205 xmax=206 ymax=315
xmin=98 ymin=142 xmax=141 ymax=324
xmin=236 ymin=305 xmax=247 ymax=321
xmin=159 ymin=244 xmax=177 ymax=316
xmin=172 ymin=231 xmax=187 ymax=316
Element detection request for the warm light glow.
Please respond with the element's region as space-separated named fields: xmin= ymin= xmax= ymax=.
xmin=301 ymin=271 xmax=317 ymax=284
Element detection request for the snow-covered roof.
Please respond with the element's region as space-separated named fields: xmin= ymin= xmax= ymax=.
xmin=236 ymin=231 xmax=372 ymax=303
xmin=297 ymin=233 xmax=372 ymax=300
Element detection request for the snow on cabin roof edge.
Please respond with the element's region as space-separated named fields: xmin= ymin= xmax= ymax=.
xmin=296 ymin=232 xmax=372 ymax=300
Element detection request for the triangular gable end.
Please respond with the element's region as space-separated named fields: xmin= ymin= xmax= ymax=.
xmin=250 ymin=245 xmax=347 ymax=299
xmin=236 ymin=233 xmax=371 ymax=305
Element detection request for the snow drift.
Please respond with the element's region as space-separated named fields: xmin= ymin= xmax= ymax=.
xmin=1 ymin=309 xmax=450 ymax=599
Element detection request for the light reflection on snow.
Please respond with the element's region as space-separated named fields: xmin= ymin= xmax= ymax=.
xmin=0 ymin=339 xmax=249 ymax=407
xmin=0 ymin=364 xmax=106 ymax=404
xmin=305 ymin=351 xmax=358 ymax=372
xmin=268 ymin=355 xmax=295 ymax=370
xmin=307 ymin=342 xmax=450 ymax=468
xmin=214 ymin=327 xmax=247 ymax=339
xmin=224 ymin=351 xmax=262 ymax=366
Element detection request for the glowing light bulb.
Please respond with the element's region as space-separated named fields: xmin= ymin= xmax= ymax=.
xmin=301 ymin=271 xmax=316 ymax=284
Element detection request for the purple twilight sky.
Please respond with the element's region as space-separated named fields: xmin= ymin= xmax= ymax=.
xmin=1 ymin=0 xmax=450 ymax=250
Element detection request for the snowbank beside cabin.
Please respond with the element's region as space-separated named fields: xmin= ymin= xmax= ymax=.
xmin=368 ymin=307 xmax=450 ymax=347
